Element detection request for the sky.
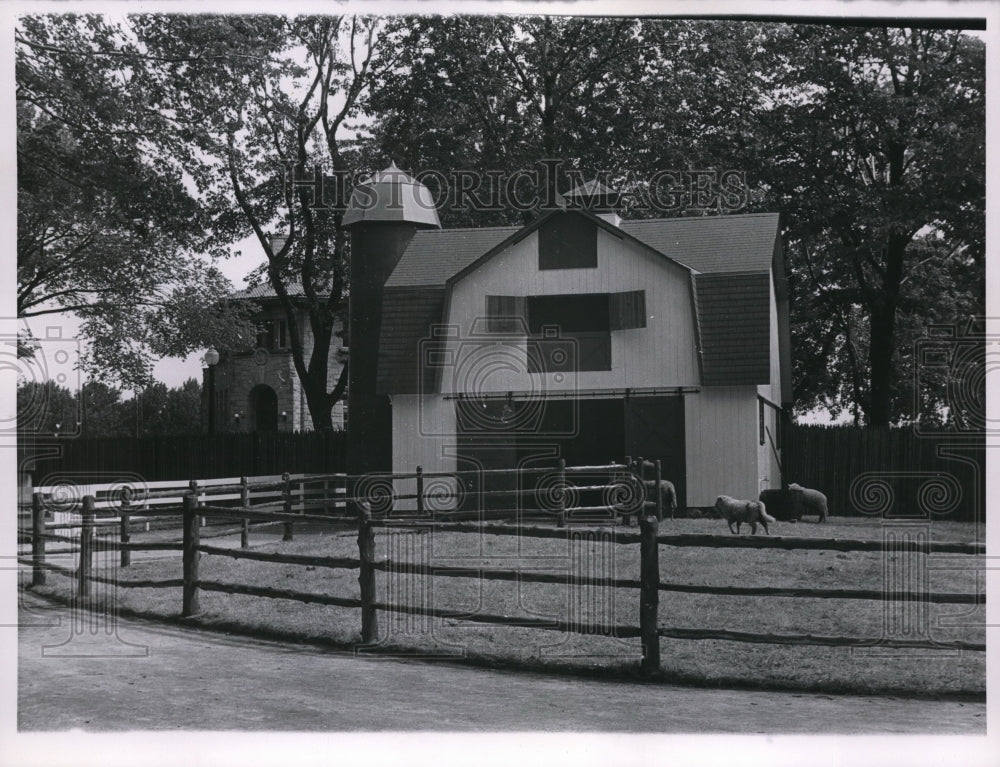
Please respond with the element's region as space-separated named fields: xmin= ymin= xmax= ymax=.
xmin=20 ymin=232 xmax=265 ymax=390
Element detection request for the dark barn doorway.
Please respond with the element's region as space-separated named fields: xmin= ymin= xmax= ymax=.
xmin=455 ymin=397 xmax=628 ymax=516
xmin=624 ymin=396 xmax=686 ymax=512
xmin=250 ymin=384 xmax=279 ymax=432
xmin=454 ymin=395 xmax=687 ymax=516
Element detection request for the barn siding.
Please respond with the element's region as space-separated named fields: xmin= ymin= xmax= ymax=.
xmin=443 ymin=228 xmax=700 ymax=395
xmin=759 ymin=272 xmax=786 ymax=490
xmin=766 ymin=273 xmax=782 ymax=404
xmin=756 ymin=394 xmax=781 ymax=494
xmin=391 ymin=394 xmax=458 ymax=510
xmin=684 ymin=387 xmax=759 ymax=507
xmin=755 ymin=272 xmax=784 ymax=493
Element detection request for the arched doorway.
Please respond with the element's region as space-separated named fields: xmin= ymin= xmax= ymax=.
xmin=249 ymin=384 xmax=278 ymax=432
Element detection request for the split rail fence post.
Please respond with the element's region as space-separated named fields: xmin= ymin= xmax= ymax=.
xmin=621 ymin=456 xmax=632 ymax=526
xmin=416 ymin=466 xmax=424 ymax=517
xmin=556 ymin=458 xmax=567 ymax=528
xmin=188 ymin=479 xmax=204 ymax=528
xmin=119 ymin=493 xmax=131 ymax=568
xmin=655 ymin=459 xmax=663 ymax=522
xmin=78 ymin=495 xmax=96 ymax=598
xmin=632 ymin=456 xmax=645 ymax=528
xmin=357 ymin=502 xmax=379 ymax=643
xmin=31 ymin=492 xmax=46 ymax=586
xmin=282 ymin=472 xmax=294 ymax=541
xmin=240 ymin=476 xmax=250 ymax=549
xmin=182 ymin=492 xmax=201 ymax=617
xmin=638 ymin=510 xmax=661 ymax=676
xmin=118 ymin=486 xmax=132 ymax=567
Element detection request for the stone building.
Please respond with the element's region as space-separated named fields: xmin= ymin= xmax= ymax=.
xmin=202 ymin=283 xmax=347 ymax=432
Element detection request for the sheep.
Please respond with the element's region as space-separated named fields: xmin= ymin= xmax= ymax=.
xmin=634 ymin=459 xmax=677 ymax=518
xmin=715 ymin=495 xmax=776 ymax=535
xmin=788 ymin=482 xmax=828 ymax=523
xmin=659 ymin=480 xmax=677 ymax=518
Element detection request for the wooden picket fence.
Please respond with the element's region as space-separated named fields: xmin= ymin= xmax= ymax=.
xmin=20 ymin=458 xmax=986 ymax=676
xmin=784 ymin=425 xmax=985 ymax=521
xmin=20 ymin=429 xmax=348 ymax=483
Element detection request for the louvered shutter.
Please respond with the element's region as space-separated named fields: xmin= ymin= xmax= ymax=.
xmin=609 ymin=290 xmax=646 ymax=330
xmin=486 ymin=295 xmax=527 ymax=333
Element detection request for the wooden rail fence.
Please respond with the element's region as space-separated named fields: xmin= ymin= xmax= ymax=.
xmin=19 ymin=457 xmax=986 ymax=674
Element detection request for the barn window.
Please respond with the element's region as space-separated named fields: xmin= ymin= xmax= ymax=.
xmin=526 ymin=293 xmax=611 ymax=372
xmin=759 ymin=398 xmax=766 ymax=446
xmin=538 ymin=212 xmax=598 ymax=270
xmin=256 ymin=318 xmax=288 ymax=351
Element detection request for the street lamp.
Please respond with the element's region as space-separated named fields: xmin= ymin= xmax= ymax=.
xmin=204 ymin=347 xmax=220 ymax=435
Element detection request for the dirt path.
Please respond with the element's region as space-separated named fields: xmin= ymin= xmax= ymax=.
xmin=16 ymin=594 xmax=983 ymax=733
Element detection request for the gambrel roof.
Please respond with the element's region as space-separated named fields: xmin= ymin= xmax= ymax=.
xmin=385 ymin=212 xmax=779 ymax=288
xmin=377 ymin=210 xmax=783 ymax=394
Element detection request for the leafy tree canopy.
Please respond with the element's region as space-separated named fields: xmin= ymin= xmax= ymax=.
xmin=16 ymin=14 xmax=256 ymax=388
xmin=17 ymin=378 xmax=204 ymax=437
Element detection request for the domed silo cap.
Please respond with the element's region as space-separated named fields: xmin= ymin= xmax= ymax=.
xmin=343 ymin=162 xmax=441 ymax=228
xmin=563 ymin=179 xmax=623 ymax=209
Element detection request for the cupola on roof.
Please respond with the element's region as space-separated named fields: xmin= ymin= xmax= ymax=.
xmin=562 ymin=179 xmax=623 ymax=210
xmin=343 ymin=161 xmax=441 ymax=228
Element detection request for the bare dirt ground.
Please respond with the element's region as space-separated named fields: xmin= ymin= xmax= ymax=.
xmin=17 ymin=594 xmax=984 ymax=733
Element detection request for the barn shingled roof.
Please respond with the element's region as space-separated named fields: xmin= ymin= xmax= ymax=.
xmin=621 ymin=213 xmax=779 ymax=273
xmin=377 ymin=211 xmax=782 ymax=391
xmin=693 ymin=271 xmax=772 ymax=386
xmin=375 ymin=287 xmax=447 ymax=395
xmin=385 ymin=227 xmax=520 ymax=288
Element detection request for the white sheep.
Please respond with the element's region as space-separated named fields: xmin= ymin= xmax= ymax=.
xmin=659 ymin=480 xmax=677 ymax=518
xmin=715 ymin=495 xmax=775 ymax=535
xmin=788 ymin=483 xmax=828 ymax=522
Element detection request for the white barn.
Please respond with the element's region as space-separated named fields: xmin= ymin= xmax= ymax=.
xmin=344 ymin=167 xmax=791 ymax=511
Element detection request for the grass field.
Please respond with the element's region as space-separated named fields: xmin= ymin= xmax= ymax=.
xmin=26 ymin=516 xmax=986 ymax=698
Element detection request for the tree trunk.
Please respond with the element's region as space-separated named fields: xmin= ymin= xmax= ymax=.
xmin=867 ymin=299 xmax=897 ymax=427
xmin=866 ymin=233 xmax=908 ymax=427
xmin=295 ymin=311 xmax=338 ymax=431
xmin=305 ymin=373 xmax=334 ymax=431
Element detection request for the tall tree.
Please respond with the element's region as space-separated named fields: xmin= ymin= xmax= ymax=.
xmin=16 ymin=14 xmax=256 ymax=388
xmin=134 ymin=14 xmax=390 ymax=429
xmin=761 ymin=26 xmax=985 ymax=425
xmin=367 ymin=16 xmax=750 ymax=226
xmin=366 ymin=19 xmax=984 ymax=426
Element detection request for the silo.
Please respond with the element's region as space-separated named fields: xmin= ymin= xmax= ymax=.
xmin=343 ymin=163 xmax=441 ymax=478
